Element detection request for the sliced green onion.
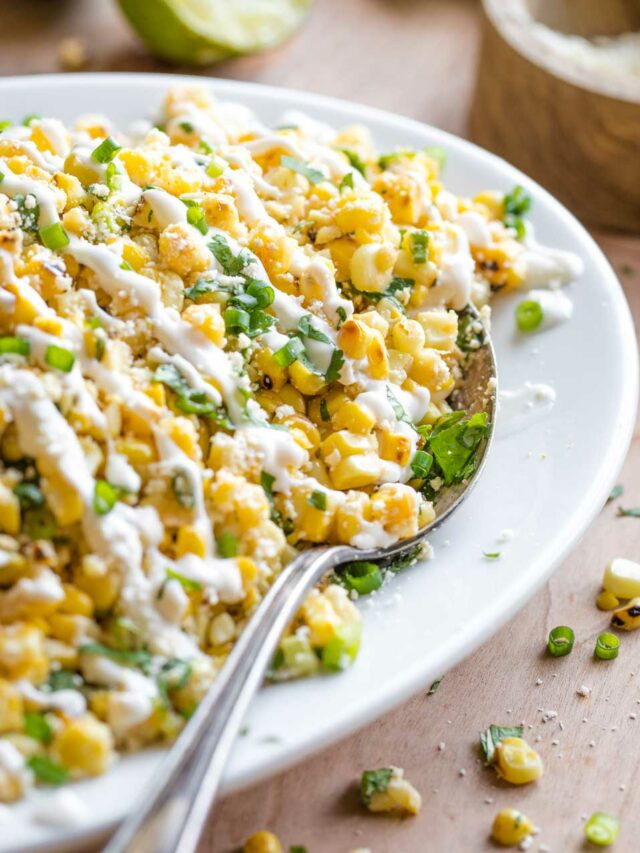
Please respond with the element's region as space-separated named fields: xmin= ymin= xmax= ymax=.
xmin=547 ymin=625 xmax=575 ymax=657
xmin=166 ymin=568 xmax=202 ymax=593
xmin=321 ymin=622 xmax=361 ymax=671
xmin=45 ymin=344 xmax=75 ymax=373
xmin=185 ymin=203 xmax=208 ymax=235
xmin=24 ymin=712 xmax=53 ymax=744
xmin=411 ymin=230 xmax=429 ymax=264
xmin=23 ymin=507 xmax=56 ymax=539
xmin=93 ymin=480 xmax=119 ymax=516
xmin=26 ymin=755 xmax=68 ymax=786
xmin=340 ymin=148 xmax=366 ymax=176
xmin=339 ymin=172 xmax=354 ymax=192
xmin=223 ymin=306 xmax=251 ymax=334
xmin=245 ymin=279 xmax=274 ymax=308
xmin=307 ymin=490 xmax=327 ymax=511
xmin=39 ymin=222 xmax=69 ymax=252
xmin=178 ymin=121 xmax=194 ymax=133
xmin=584 ymin=812 xmax=620 ymax=846
xmin=340 ymin=561 xmax=383 ymax=595
xmin=22 ymin=114 xmax=41 ymax=127
xmin=206 ymin=157 xmax=226 ymax=179
xmin=273 ymin=337 xmax=305 ymax=368
xmin=198 ymin=139 xmax=213 ymax=154
xmin=216 ymin=531 xmax=238 ymax=558
xmin=0 ymin=336 xmax=30 ymax=357
xmin=91 ymin=136 xmax=122 ymax=164
xmin=410 ymin=449 xmax=433 ymax=479
xmin=424 ymin=145 xmax=447 ymax=172
xmin=595 ymin=631 xmax=619 ymax=661
xmin=0 ymin=120 xmax=11 ymax=132
xmin=0 ymin=172 xmax=4 ymax=184
xmin=13 ymin=482 xmax=44 ymax=509
xmin=516 ymin=300 xmax=543 ymax=333
xmin=172 ymin=470 xmax=195 ymax=508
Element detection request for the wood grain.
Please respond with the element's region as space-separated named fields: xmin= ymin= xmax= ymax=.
xmin=2 ymin=3 xmax=639 ymax=851
xmin=470 ymin=0 xmax=640 ymax=232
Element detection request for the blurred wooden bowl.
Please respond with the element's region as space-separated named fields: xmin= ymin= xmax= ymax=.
xmin=470 ymin=0 xmax=640 ymax=232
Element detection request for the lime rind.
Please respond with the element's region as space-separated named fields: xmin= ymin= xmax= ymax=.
xmin=117 ymin=0 xmax=313 ymax=65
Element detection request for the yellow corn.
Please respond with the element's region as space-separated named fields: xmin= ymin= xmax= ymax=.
xmin=494 ymin=737 xmax=543 ymax=785
xmin=332 ymin=401 xmax=376 ymax=435
xmin=0 ymin=484 xmax=20 ymax=536
xmin=175 ymin=525 xmax=207 ymax=559
xmin=349 ymin=242 xmax=397 ymax=293
xmin=378 ymin=431 xmax=412 ymax=467
xmin=0 ymin=679 xmax=24 ymax=733
xmin=288 ymin=361 xmax=326 ymax=396
xmin=243 ymin=831 xmax=283 ymax=853
xmin=491 ymin=808 xmax=534 ymax=847
xmin=51 ymin=715 xmax=114 ymax=777
xmin=330 ymin=455 xmax=382 ymax=490
xmin=391 ymin=318 xmax=425 ymax=355
xmin=611 ymin=597 xmax=640 ymax=631
xmin=338 ymin=319 xmax=370 ymax=358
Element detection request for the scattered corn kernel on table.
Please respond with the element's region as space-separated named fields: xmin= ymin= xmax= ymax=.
xmin=3 ymin=1 xmax=639 ymax=850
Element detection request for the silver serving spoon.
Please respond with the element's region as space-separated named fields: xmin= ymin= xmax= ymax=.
xmin=104 ymin=308 xmax=496 ymax=853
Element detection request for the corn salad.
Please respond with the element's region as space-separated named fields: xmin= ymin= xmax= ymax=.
xmin=0 ymin=87 xmax=572 ymax=800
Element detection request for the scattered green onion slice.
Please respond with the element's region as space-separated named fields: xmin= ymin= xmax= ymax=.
xmin=340 ymin=561 xmax=383 ymax=596
xmin=166 ymin=568 xmax=202 ymax=593
xmin=584 ymin=812 xmax=620 ymax=846
xmin=45 ymin=344 xmax=75 ymax=373
xmin=39 ymin=222 xmax=69 ymax=252
xmin=547 ymin=625 xmax=575 ymax=657
xmin=22 ymin=114 xmax=41 ymax=127
xmin=178 ymin=121 xmax=194 ymax=133
xmin=0 ymin=336 xmax=30 ymax=357
xmin=216 ymin=531 xmax=238 ymax=558
xmin=411 ymin=230 xmax=429 ymax=264
xmin=91 ymin=136 xmax=122 ymax=164
xmin=206 ymin=157 xmax=226 ymax=179
xmin=410 ymin=449 xmax=432 ymax=479
xmin=184 ymin=202 xmax=208 ymax=235
xmin=93 ymin=480 xmax=119 ymax=516
xmin=307 ymin=490 xmax=327 ymax=511
xmin=515 ymin=299 xmax=543 ymax=333
xmin=273 ymin=337 xmax=305 ymax=368
xmin=595 ymin=631 xmax=619 ymax=661
xmin=23 ymin=507 xmax=56 ymax=540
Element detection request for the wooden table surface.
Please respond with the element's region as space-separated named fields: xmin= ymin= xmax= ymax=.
xmin=3 ymin=2 xmax=639 ymax=851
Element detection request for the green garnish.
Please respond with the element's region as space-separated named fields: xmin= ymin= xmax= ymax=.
xmin=23 ymin=507 xmax=57 ymax=540
xmin=410 ymin=230 xmax=429 ymax=264
xmin=46 ymin=670 xmax=83 ymax=691
xmin=280 ymin=155 xmax=324 ymax=185
xmin=386 ymin=386 xmax=414 ymax=426
xmin=274 ymin=337 xmax=305 ymax=368
xmin=153 ymin=363 xmax=228 ymax=422
xmin=307 ymin=490 xmax=327 ymax=511
xmin=383 ymin=543 xmax=423 ymax=573
xmin=166 ymin=568 xmax=202 ymax=593
xmin=183 ymin=199 xmax=208 ymax=235
xmin=13 ymin=482 xmax=44 ymax=510
xmin=0 ymin=120 xmax=11 ymax=132
xmin=336 ymin=306 xmax=347 ymax=328
xmin=120 ymin=259 xmax=133 ymax=271
xmin=297 ymin=314 xmax=331 ymax=344
xmin=39 ymin=222 xmax=69 ymax=252
xmin=479 ymin=724 xmax=524 ymax=764
xmin=515 ymin=299 xmax=543 ymax=333
xmin=428 ymin=411 xmax=490 ymax=486
xmin=184 ymin=279 xmax=217 ymax=302
xmin=547 ymin=625 xmax=575 ymax=657
xmin=456 ymin=304 xmax=487 ymax=353
xmin=325 ymin=347 xmax=345 ymax=383
xmin=260 ymin=471 xmax=276 ymax=501
xmin=171 ymin=470 xmax=195 ymax=508
xmin=0 ymin=336 xmax=31 ymax=357
xmin=427 ymin=678 xmax=442 ymax=695
xmin=424 ymin=145 xmax=447 ymax=171
xmin=338 ymin=561 xmax=383 ymax=595
xmin=410 ymin=450 xmax=433 ymax=479
xmin=93 ymin=479 xmax=120 ymax=516
xmin=584 ymin=812 xmax=620 ymax=846
xmin=157 ymin=658 xmax=192 ymax=705
xmin=607 ymin=484 xmax=623 ymax=502
xmin=178 ymin=121 xmax=194 ymax=133
xmin=80 ymin=642 xmax=152 ymax=674
xmin=91 ymin=137 xmax=122 ymax=164
xmin=244 ymin=278 xmax=274 ymax=308
xmin=503 ymin=185 xmax=532 ymax=240
xmin=27 ymin=755 xmax=68 ymax=786
xmin=340 ymin=148 xmax=366 ymax=176
xmin=483 ymin=551 xmax=501 ymax=560
xmin=595 ymin=632 xmax=619 ymax=661
xmin=322 ymin=622 xmax=361 ymax=671
xmin=24 ymin=712 xmax=53 ymax=744
xmin=208 ymin=234 xmax=250 ymax=276
xmin=360 ymin=768 xmax=393 ymax=805
xmin=339 ymin=172 xmax=354 ymax=192
xmin=617 ymin=506 xmax=640 ymax=518
xmin=22 ymin=113 xmax=41 ymax=127
xmin=223 ymin=306 xmax=250 ymax=334
xmin=319 ymin=399 xmax=330 ymax=422
xmin=206 ymin=156 xmax=226 ymax=179
xmin=44 ymin=344 xmax=75 ymax=372
xmin=15 ymin=195 xmax=39 ymax=233
xmin=216 ymin=531 xmax=238 ymax=558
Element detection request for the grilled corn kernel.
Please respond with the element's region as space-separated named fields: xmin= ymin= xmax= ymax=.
xmin=115 ymin=436 xmax=157 ymax=466
xmin=409 ymin=348 xmax=450 ymax=390
xmin=596 ymin=590 xmax=620 ymax=611
xmin=41 ymin=474 xmax=84 ymax=527
xmin=416 ymin=309 xmax=458 ymax=351
xmin=175 ymin=525 xmax=207 ymax=559
xmin=59 ymin=584 xmax=94 ymax=618
xmin=158 ymin=222 xmax=211 ymax=277
xmin=391 ymin=318 xmax=425 ymax=355
xmin=366 ymin=329 xmax=390 ymax=380
xmin=160 ymin=417 xmax=201 ymax=462
xmin=321 ymin=430 xmax=377 ymax=462
xmin=0 ymin=484 xmax=20 ymax=536
xmin=338 ymin=319 xmax=371 ymax=358
xmin=332 ymin=401 xmax=376 ymax=434
xmin=288 ymin=361 xmax=326 ymax=396
xmin=51 ymin=715 xmax=114 ymax=777
xmin=243 ymin=831 xmax=283 ymax=853
xmin=491 ymin=808 xmax=534 ymax=846
xmin=182 ymin=303 xmax=225 ymax=347
xmin=0 ymin=624 xmax=49 ymax=683
xmin=255 ymin=348 xmax=287 ymax=392
xmin=494 ymin=737 xmax=543 ymax=785
xmin=330 ymin=454 xmax=383 ymax=490
xmin=611 ymin=597 xmax=640 ymax=631
xmin=349 ymin=242 xmax=397 ymax=293
xmin=378 ymin=431 xmax=412 ymax=467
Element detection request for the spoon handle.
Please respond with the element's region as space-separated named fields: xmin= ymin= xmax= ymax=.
xmin=104 ymin=545 xmax=351 ymax=853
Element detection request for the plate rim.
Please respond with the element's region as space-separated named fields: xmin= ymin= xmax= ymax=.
xmin=0 ymin=71 xmax=637 ymax=852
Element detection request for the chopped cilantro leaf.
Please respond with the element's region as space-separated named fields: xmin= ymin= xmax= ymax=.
xmin=340 ymin=148 xmax=366 ymax=176
xmin=307 ymin=490 xmax=327 ymax=511
xmin=27 ymin=755 xmax=68 ymax=786
xmin=617 ymin=506 xmax=640 ymax=518
xmin=428 ymin=411 xmax=490 ymax=486
xmin=325 ymin=347 xmax=345 ymax=383
xmin=360 ymin=768 xmax=393 ymax=805
xmin=607 ymin=484 xmax=624 ymax=503
xmin=280 ymin=155 xmax=324 ymax=185
xmin=480 ymin=724 xmax=523 ymax=764
xmin=297 ymin=315 xmax=332 ymax=344
xmin=208 ymin=234 xmax=250 ymax=276
xmin=339 ymin=172 xmax=354 ymax=192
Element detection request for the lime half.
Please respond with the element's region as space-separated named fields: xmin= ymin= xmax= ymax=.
xmin=117 ymin=0 xmax=313 ymax=65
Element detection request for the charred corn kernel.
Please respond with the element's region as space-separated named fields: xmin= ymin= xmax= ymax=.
xmin=494 ymin=737 xmax=543 ymax=785
xmin=491 ymin=808 xmax=534 ymax=846
xmin=365 ymin=329 xmax=389 ymax=380
xmin=0 ymin=624 xmax=49 ymax=683
xmin=332 ymin=401 xmax=376 ymax=434
xmin=181 ymin=303 xmax=225 ymax=347
xmin=596 ymin=590 xmax=620 ymax=611
xmin=175 ymin=525 xmax=207 ymax=559
xmin=338 ymin=319 xmax=370 ymax=358
xmin=603 ymin=558 xmax=640 ymax=600
xmin=61 ymin=206 xmax=91 ymax=237
xmin=238 ymin=557 xmax=258 ymax=583
xmin=378 ymin=431 xmax=412 ymax=467
xmin=255 ymin=348 xmax=287 ymax=392
xmin=391 ymin=318 xmax=425 ymax=355
xmin=59 ymin=584 xmax=94 ymax=617
xmin=357 ymin=310 xmax=389 ymax=337
xmin=409 ymin=348 xmax=450 ymax=390
xmin=362 ymin=766 xmax=422 ymax=815
xmin=288 ymin=360 xmax=326 ymax=396
xmin=41 ymin=474 xmax=84 ymax=526
xmin=200 ymin=193 xmax=241 ymax=234
xmin=51 ymin=715 xmax=113 ymax=777
xmin=321 ymin=430 xmax=377 ymax=462
xmin=280 ymin=415 xmax=320 ymax=452
xmin=115 ymin=436 xmax=157 ymax=466
xmin=243 ymin=830 xmax=283 ymax=853
xmin=611 ymin=597 xmax=640 ymax=631
xmin=0 ymin=484 xmax=20 ymax=535
xmin=330 ymin=454 xmax=383 ymax=490
xmin=374 ymin=172 xmax=425 ymax=225
xmin=63 ymin=151 xmax=101 ymax=185
xmin=0 ymin=679 xmax=24 ymax=733
xmin=158 ymin=223 xmax=211 ymax=277
xmin=160 ymin=417 xmax=201 ymax=461
xmin=349 ymin=242 xmax=397 ymax=293
xmin=144 ymin=382 xmax=166 ymax=408
xmin=53 ymin=171 xmax=84 ymax=209
xmin=416 ymin=309 xmax=458 ymax=351
xmin=370 ymin=483 xmax=420 ymax=539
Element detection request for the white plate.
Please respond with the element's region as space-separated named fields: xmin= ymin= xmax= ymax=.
xmin=0 ymin=74 xmax=637 ymax=853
